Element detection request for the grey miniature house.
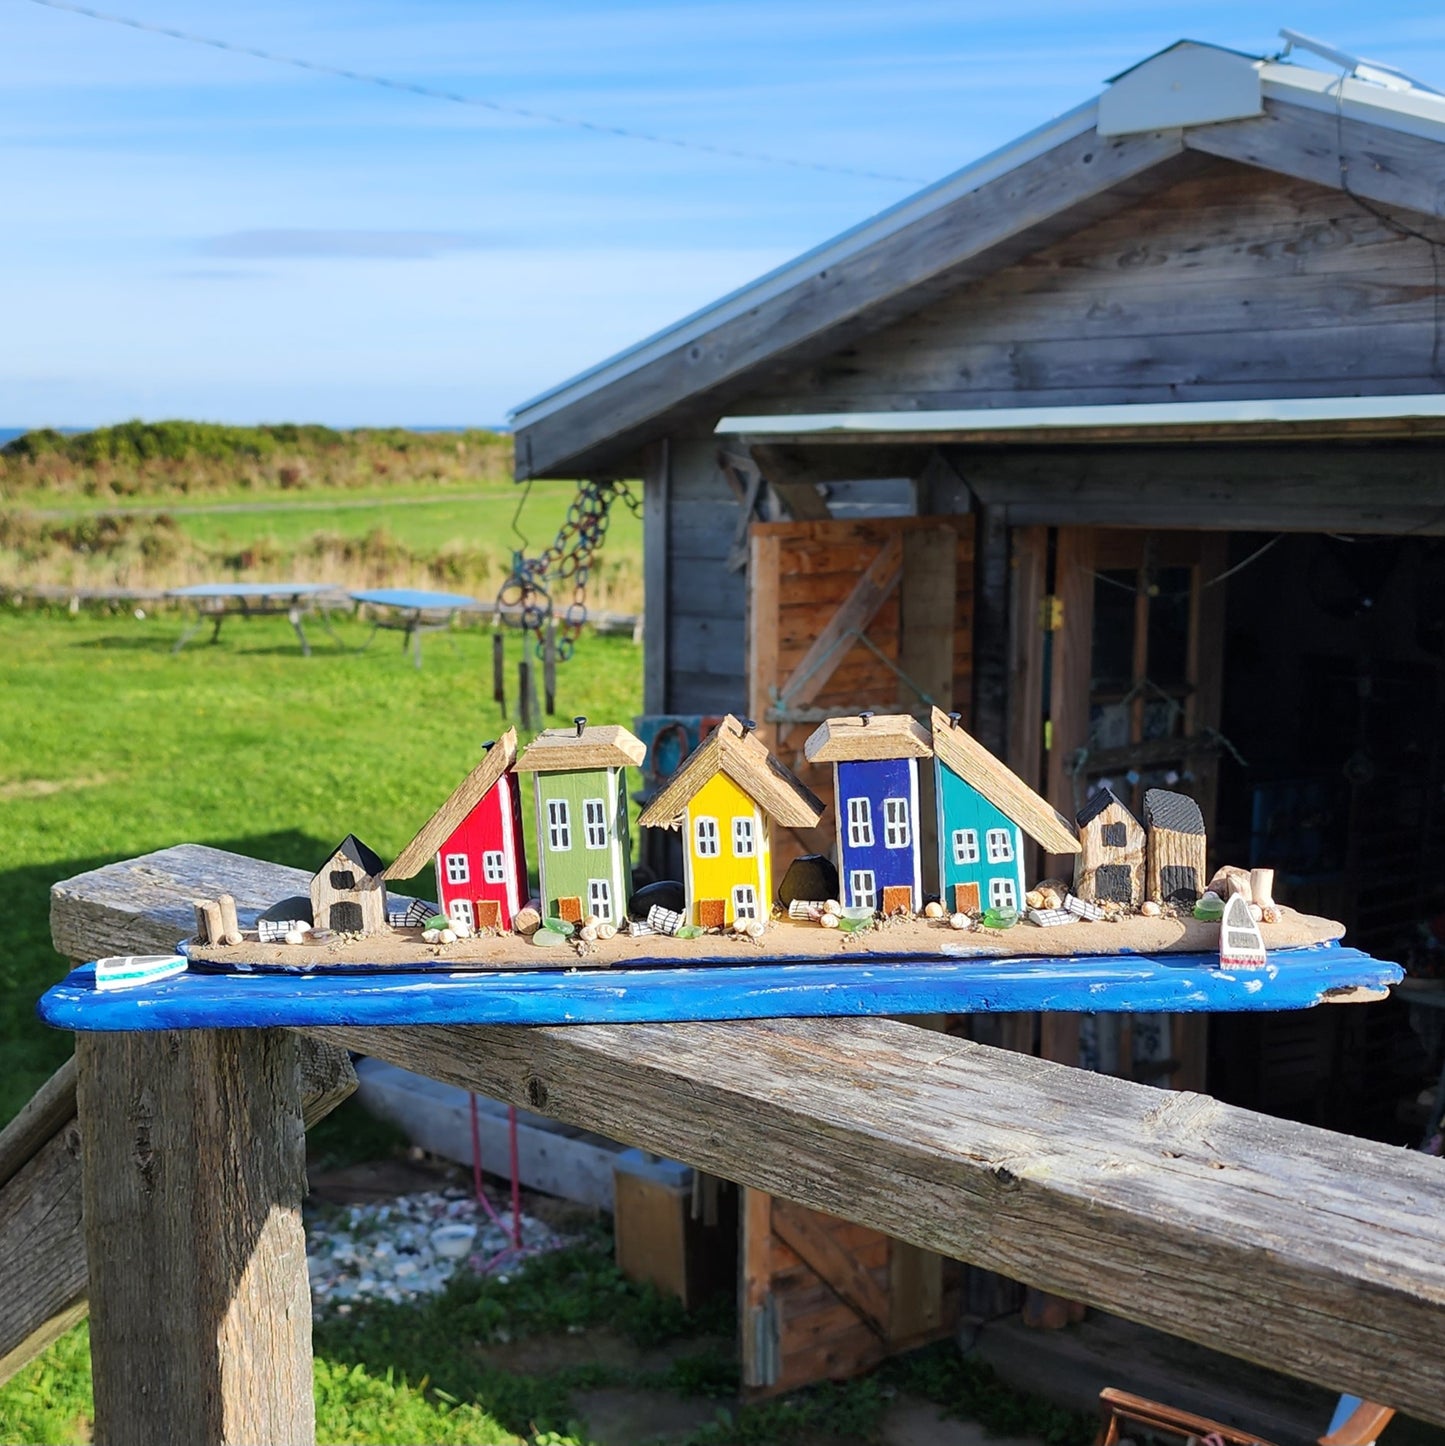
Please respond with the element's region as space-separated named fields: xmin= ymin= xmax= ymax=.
xmin=1143 ymin=790 xmax=1207 ymax=903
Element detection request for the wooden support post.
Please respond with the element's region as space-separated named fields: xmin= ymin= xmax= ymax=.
xmin=77 ymin=1029 xmax=314 ymax=1446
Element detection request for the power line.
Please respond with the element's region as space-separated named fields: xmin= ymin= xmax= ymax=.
xmin=22 ymin=0 xmax=929 ymax=186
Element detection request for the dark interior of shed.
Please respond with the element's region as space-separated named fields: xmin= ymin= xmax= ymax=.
xmin=1208 ymin=531 xmax=1445 ymax=1143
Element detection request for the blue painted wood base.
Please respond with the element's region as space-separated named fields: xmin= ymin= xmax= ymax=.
xmin=37 ymin=942 xmax=1402 ymax=1032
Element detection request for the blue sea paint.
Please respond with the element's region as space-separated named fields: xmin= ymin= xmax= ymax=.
xmin=36 ymin=942 xmax=1402 ymax=1033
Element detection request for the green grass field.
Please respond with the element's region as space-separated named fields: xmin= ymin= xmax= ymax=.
xmin=0 ymin=605 xmax=644 ymax=1122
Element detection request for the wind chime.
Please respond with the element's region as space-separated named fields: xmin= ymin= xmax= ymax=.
xmin=493 ymin=478 xmax=640 ymax=728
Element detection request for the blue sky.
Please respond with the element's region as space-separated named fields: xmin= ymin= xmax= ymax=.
xmin=3 ymin=1 xmax=1444 ymax=427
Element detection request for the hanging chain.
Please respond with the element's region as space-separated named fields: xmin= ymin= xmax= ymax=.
xmin=496 ymin=478 xmax=641 ymax=662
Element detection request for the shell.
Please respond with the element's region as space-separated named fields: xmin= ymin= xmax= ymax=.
xmin=949 ymin=912 xmax=972 ymax=931
xmin=578 ymin=924 xmax=599 ymax=942
xmin=1248 ymin=903 xmax=1264 ymax=922
xmin=922 ymin=901 xmax=945 ymax=920
xmin=820 ymin=913 xmax=841 ymax=929
xmin=1025 ymin=890 xmax=1044 ymax=910
xmin=733 ymin=916 xmax=752 ymax=934
xmin=1139 ymin=900 xmax=1162 ymax=917
xmin=746 ymin=920 xmax=767 ymax=939
xmin=597 ymin=922 xmax=617 ymax=941
xmin=823 ymin=899 xmax=842 ymax=917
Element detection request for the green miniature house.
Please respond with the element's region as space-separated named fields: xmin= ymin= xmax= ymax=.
xmin=514 ymin=718 xmax=646 ymax=925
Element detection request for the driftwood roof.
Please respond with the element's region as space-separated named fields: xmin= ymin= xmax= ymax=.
xmin=803 ymin=713 xmax=932 ymax=763
xmin=929 ymin=706 xmax=1079 ymax=855
xmin=514 ymin=721 xmax=646 ymax=773
xmin=384 ymin=728 xmax=518 ymax=881
xmin=318 ymin=834 xmax=386 ymax=880
xmin=510 ymin=41 xmax=1445 ymax=479
xmin=638 ymin=715 xmax=824 ymax=830
xmin=1077 ymin=785 xmax=1140 ymax=830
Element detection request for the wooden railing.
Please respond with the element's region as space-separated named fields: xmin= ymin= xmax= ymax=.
xmin=3 ymin=843 xmax=1442 ymax=1445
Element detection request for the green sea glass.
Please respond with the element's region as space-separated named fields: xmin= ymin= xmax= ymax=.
xmin=530 ymin=928 xmax=568 ymax=947
xmin=980 ymin=906 xmax=1019 ymax=930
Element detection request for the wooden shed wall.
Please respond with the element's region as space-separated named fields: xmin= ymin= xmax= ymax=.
xmin=729 ymin=160 xmax=1445 ymax=416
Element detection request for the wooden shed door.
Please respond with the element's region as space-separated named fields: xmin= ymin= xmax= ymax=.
xmin=742 ymin=515 xmax=972 ymax=1397
xmin=747 ymin=515 xmax=975 ymax=882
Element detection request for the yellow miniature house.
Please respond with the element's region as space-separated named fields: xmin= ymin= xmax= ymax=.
xmin=638 ymin=715 xmax=824 ymax=927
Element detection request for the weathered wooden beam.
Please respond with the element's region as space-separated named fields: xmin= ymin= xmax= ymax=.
xmin=312 ymin=1016 xmax=1445 ymax=1425
xmin=0 ymin=1044 xmax=353 ymax=1394
xmin=79 ymin=1028 xmax=314 ymax=1446
xmin=514 ymin=130 xmax=1193 ymax=478
xmin=1186 ymin=99 xmax=1445 ymax=221
xmin=963 ymin=444 xmax=1445 ymax=534
xmin=0 ymin=1055 xmax=75 ymax=1192
xmin=0 ymin=1125 xmax=86 ymax=1386
xmin=45 ymin=846 xmax=1445 ymax=1425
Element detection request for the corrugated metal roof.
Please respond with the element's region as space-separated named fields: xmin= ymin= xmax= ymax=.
xmin=510 ymin=41 xmax=1445 ymax=435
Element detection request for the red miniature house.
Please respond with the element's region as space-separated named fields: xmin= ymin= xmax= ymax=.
xmin=385 ymin=727 xmax=527 ymax=932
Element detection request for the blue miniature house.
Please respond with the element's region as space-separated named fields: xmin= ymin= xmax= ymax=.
xmin=804 ymin=713 xmax=933 ymax=914
xmin=930 ymin=707 xmax=1080 ymax=914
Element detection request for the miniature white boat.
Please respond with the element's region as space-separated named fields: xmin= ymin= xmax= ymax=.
xmin=1219 ymin=895 xmax=1267 ymax=969
xmin=95 ymin=954 xmax=188 ymax=991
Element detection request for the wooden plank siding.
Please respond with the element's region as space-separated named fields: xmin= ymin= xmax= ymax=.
xmin=728 ymin=163 xmax=1445 ymax=419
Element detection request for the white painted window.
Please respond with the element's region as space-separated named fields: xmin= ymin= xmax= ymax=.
xmin=951 ymin=829 xmax=979 ymax=865
xmin=847 ymin=796 xmax=874 ymax=848
xmin=583 ymin=798 xmax=608 ymax=849
xmin=694 ymin=815 xmax=720 ymax=857
xmin=448 ymin=898 xmax=474 ymax=928
xmin=732 ymin=884 xmax=759 ymax=920
xmin=546 ymin=799 xmax=571 ymax=851
xmin=587 ymin=878 xmax=613 ymax=921
xmin=985 ymin=828 xmax=1014 ymax=864
xmin=732 ymin=815 xmax=756 ymax=857
xmin=988 ymin=878 xmax=1017 ymax=910
xmin=482 ymin=850 xmax=506 ymax=885
xmin=883 ymin=797 xmax=910 ymax=850
xmin=849 ymin=869 xmax=877 ymax=911
xmin=444 ymin=853 xmax=469 ymax=885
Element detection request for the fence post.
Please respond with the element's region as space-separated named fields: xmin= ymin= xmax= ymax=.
xmin=77 ymin=1028 xmax=314 ymax=1446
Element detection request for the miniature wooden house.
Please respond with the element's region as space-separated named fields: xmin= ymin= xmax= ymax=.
xmin=1143 ymin=788 xmax=1208 ymax=903
xmin=514 ymin=718 xmax=646 ymax=925
xmin=1074 ymin=787 xmax=1146 ymax=906
xmin=930 ymin=707 xmax=1079 ymax=914
xmin=638 ymin=714 xmax=824 ymax=927
xmin=384 ymin=727 xmax=527 ymax=932
xmin=311 ymin=834 xmax=387 ymax=935
xmin=803 ymin=712 xmax=931 ymax=914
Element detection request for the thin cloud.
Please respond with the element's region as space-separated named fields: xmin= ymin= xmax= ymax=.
xmin=196 ymin=229 xmax=499 ymax=259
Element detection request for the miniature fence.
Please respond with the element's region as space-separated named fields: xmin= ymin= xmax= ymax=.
xmin=4 ymin=841 xmax=1442 ymax=1446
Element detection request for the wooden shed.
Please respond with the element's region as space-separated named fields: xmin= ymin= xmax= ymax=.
xmin=511 ymin=37 xmax=1445 ymax=1391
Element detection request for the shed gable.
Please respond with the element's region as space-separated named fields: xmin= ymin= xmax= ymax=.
xmin=732 ymin=160 xmax=1445 ymax=419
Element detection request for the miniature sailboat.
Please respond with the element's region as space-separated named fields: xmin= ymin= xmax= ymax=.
xmin=1219 ymin=894 xmax=1267 ymax=969
xmin=95 ymin=954 xmax=188 ymax=991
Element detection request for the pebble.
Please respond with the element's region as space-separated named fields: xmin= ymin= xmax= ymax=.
xmin=422 ymin=928 xmax=440 ymax=944
xmin=284 ymin=929 xmax=307 ymax=945
xmin=440 ymin=929 xmax=457 ymax=945
xmin=578 ymin=924 xmax=599 ymax=942
xmin=1024 ymin=890 xmax=1044 ymax=910
xmin=583 ymin=914 xmax=601 ymax=929
xmin=949 ymin=912 xmax=972 ymax=931
xmin=304 ymin=1188 xmax=570 ymax=1319
xmin=597 ymin=922 xmax=617 ymax=941
xmin=820 ymin=913 xmax=841 ymax=929
xmin=823 ymin=900 xmax=842 ymax=917
xmin=451 ymin=920 xmax=474 ymax=940
xmin=746 ymin=920 xmax=767 ymax=939
xmin=1140 ymin=900 xmax=1162 ymax=917
xmin=733 ymin=916 xmax=752 ymax=934
xmin=922 ymin=901 xmax=945 ymax=920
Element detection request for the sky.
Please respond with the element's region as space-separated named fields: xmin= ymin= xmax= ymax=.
xmin=3 ymin=0 xmax=1445 ymax=428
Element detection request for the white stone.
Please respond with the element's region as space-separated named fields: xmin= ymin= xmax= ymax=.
xmin=823 ymin=899 xmax=842 ymax=916
xmin=820 ymin=913 xmax=841 ymax=929
xmin=747 ymin=920 xmax=767 ymax=939
xmin=1139 ymin=900 xmax=1162 ymax=917
xmin=949 ymin=912 xmax=972 ymax=931
xmin=922 ymin=901 xmax=945 ymax=919
xmin=284 ymin=929 xmax=307 ymax=945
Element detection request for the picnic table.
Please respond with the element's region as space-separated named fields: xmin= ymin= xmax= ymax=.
xmin=165 ymin=582 xmax=347 ymax=655
xmin=350 ymin=587 xmax=487 ymax=667
xmin=14 ymin=844 xmax=1445 ymax=1445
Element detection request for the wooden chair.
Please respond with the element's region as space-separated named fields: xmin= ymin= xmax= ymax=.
xmin=1095 ymin=1387 xmax=1396 ymax=1446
